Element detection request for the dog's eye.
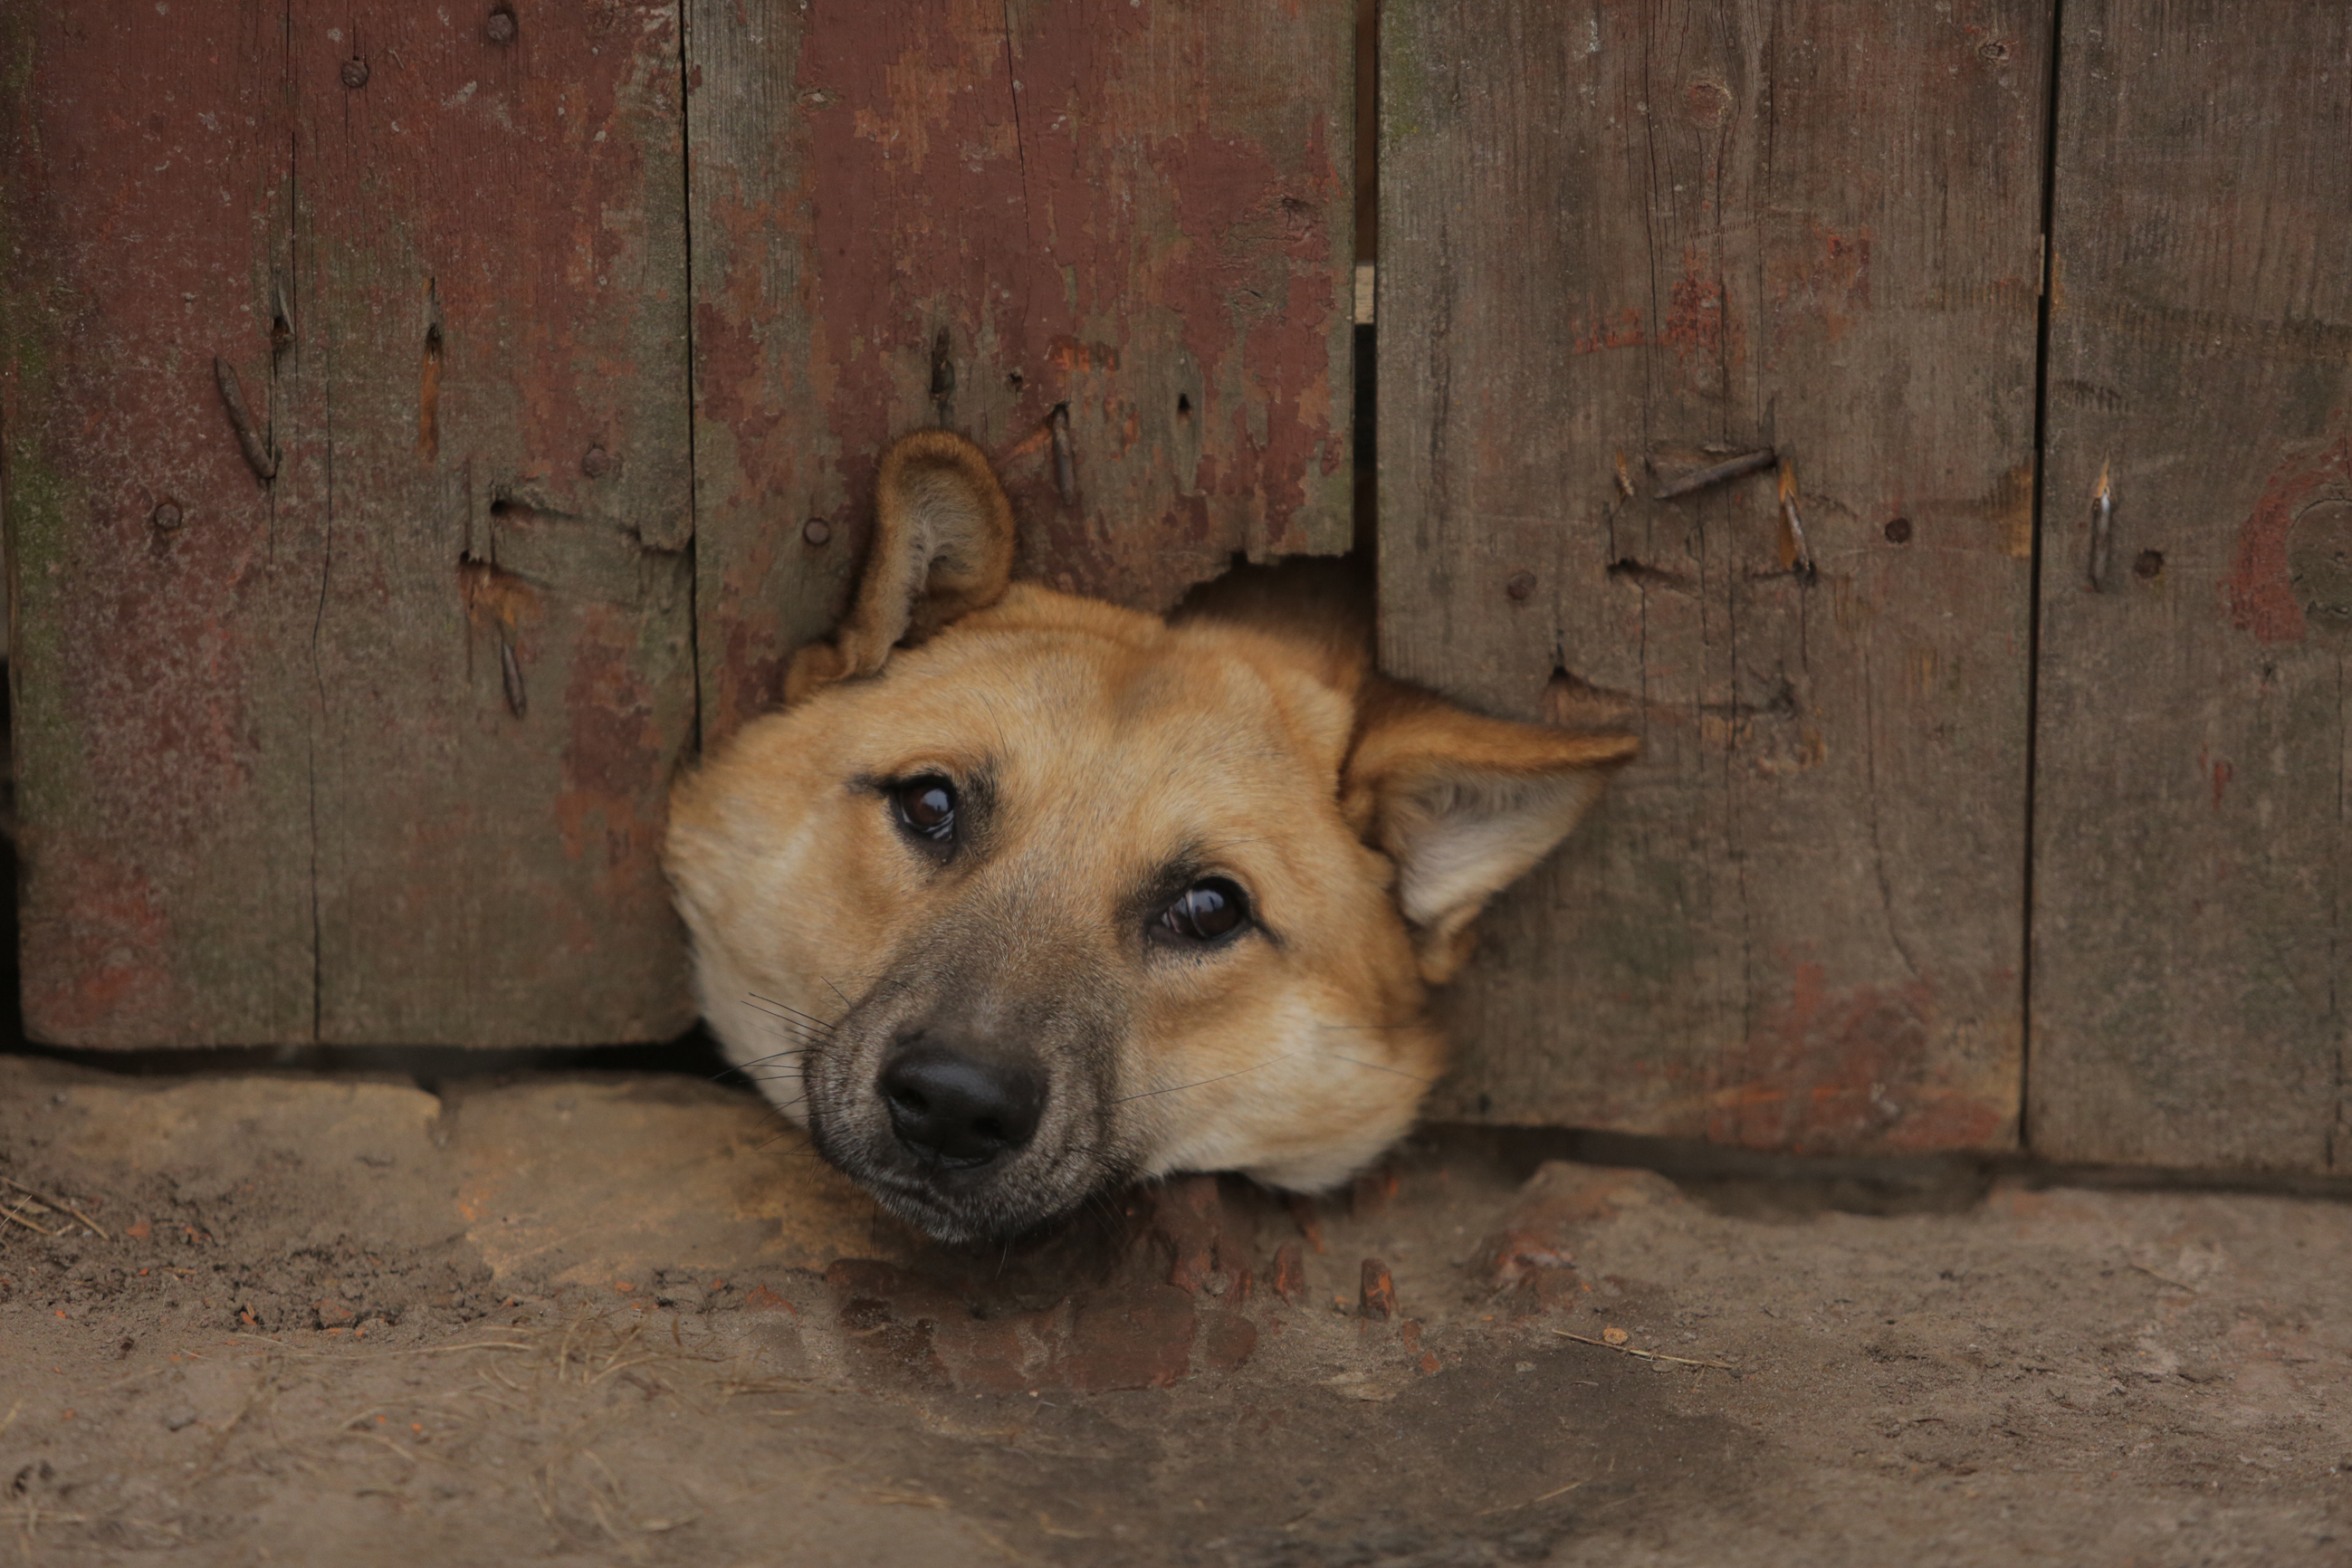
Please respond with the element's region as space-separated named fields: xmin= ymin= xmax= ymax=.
xmin=892 ymin=777 xmax=957 ymax=843
xmin=1160 ymin=878 xmax=1248 ymax=942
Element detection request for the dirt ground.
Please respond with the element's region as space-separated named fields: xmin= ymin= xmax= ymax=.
xmin=1 ymin=1050 xmax=2347 ymax=1567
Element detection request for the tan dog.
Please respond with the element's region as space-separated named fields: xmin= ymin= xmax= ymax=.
xmin=665 ymin=433 xmax=1634 ymax=1243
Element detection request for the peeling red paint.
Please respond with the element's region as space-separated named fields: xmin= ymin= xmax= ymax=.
xmin=1706 ymin=962 xmax=2011 ymax=1154
xmin=1659 ymin=254 xmax=1726 ymax=359
xmin=1573 ymin=306 xmax=1646 ymax=355
xmin=2227 ymin=432 xmax=2352 ymax=644
xmin=1769 ymin=224 xmax=1873 ymax=345
xmin=20 ymin=853 xmax=177 ymax=1039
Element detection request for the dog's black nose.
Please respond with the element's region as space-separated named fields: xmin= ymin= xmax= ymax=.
xmin=878 ymin=1047 xmax=1045 ymax=1168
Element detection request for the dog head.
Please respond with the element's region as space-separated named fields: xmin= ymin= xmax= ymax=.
xmin=665 ymin=432 xmax=1634 ymax=1243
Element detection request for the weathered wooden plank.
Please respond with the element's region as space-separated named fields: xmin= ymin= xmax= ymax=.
xmin=286 ymin=5 xmax=698 ymax=1045
xmin=686 ymin=0 xmax=1355 ymax=742
xmin=1380 ymin=0 xmax=2047 ymax=1152
xmin=2031 ymin=0 xmax=2350 ymax=1171
xmin=3 ymin=3 xmax=318 ymax=1045
xmin=4 ymin=4 xmax=699 ymax=1046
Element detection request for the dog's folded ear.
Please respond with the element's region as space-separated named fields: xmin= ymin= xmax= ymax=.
xmin=1343 ymin=681 xmax=1639 ymax=984
xmin=786 ymin=431 xmax=1018 ymax=703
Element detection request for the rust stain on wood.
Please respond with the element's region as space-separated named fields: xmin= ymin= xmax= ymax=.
xmin=2227 ymin=435 xmax=2352 ymax=645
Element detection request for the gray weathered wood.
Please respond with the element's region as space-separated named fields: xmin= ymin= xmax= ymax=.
xmin=2030 ymin=0 xmax=2351 ymax=1171
xmin=1380 ymin=0 xmax=2047 ymax=1152
xmin=685 ymin=0 xmax=1357 ymax=744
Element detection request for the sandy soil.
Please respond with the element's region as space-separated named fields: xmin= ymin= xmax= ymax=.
xmin=1 ymin=1051 xmax=2347 ymax=1566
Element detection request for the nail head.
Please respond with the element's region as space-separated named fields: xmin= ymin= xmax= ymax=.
xmin=1505 ymin=569 xmax=1537 ymax=602
xmin=580 ymin=446 xmax=612 ymax=479
xmin=340 ymin=58 xmax=370 ymax=89
xmin=151 ymin=502 xmax=184 ymax=531
xmin=2134 ymin=550 xmax=2164 ymax=579
xmin=803 ymin=518 xmax=832 ymax=546
xmin=1884 ymin=516 xmax=1913 ymax=544
xmin=486 ymin=10 xmax=517 ymax=42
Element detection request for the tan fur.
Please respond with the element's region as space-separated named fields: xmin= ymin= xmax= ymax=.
xmin=665 ymin=434 xmax=1633 ymax=1242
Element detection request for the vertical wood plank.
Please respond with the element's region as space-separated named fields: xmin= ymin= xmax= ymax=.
xmin=2032 ymin=0 xmax=2350 ymax=1171
xmin=3 ymin=4 xmax=318 ymax=1045
xmin=286 ymin=5 xmax=697 ymax=1045
xmin=4 ymin=4 xmax=699 ymax=1047
xmin=1381 ymin=0 xmax=2048 ymax=1152
xmin=685 ymin=0 xmax=1356 ymax=744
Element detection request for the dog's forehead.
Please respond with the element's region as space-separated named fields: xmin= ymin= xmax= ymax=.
xmin=875 ymin=627 xmax=1330 ymax=789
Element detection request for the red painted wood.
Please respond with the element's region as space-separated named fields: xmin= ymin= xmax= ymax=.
xmin=686 ymin=0 xmax=1357 ymax=742
xmin=4 ymin=4 xmax=698 ymax=1046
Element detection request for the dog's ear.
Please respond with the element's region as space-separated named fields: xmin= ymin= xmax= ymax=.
xmin=1343 ymin=680 xmax=1638 ymax=984
xmin=786 ymin=431 xmax=1018 ymax=702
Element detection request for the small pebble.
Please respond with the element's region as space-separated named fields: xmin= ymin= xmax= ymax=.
xmin=163 ymin=1408 xmax=198 ymax=1431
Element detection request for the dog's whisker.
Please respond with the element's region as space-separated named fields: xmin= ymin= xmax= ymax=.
xmin=740 ymin=1003 xmax=836 ymax=1039
xmin=746 ymin=991 xmax=844 ymax=1032
xmin=729 ymin=1048 xmax=813 ymax=1072
xmin=1110 ymin=1059 xmax=1279 ymax=1104
xmin=1321 ymin=1052 xmax=1435 ymax=1085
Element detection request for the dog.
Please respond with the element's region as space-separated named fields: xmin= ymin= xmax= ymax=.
xmin=664 ymin=432 xmax=1635 ymax=1244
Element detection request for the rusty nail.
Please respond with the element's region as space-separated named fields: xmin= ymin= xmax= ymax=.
xmin=500 ymin=640 xmax=527 ymax=719
xmin=1505 ymin=569 xmax=1536 ymax=602
xmin=1270 ymin=1241 xmax=1305 ymax=1306
xmin=2134 ymin=549 xmax=2164 ymax=579
xmin=580 ymin=446 xmax=612 ymax=479
xmin=1360 ymin=1259 xmax=1397 ymax=1322
xmin=2089 ymin=461 xmax=2115 ymax=592
xmin=1653 ymin=446 xmax=1776 ymax=502
xmin=1884 ymin=516 xmax=1913 ymax=544
xmin=485 ymin=9 xmax=517 ymax=43
xmin=1777 ymin=462 xmax=1813 ymax=575
xmin=150 ymin=501 xmax=184 ymax=531
xmin=1049 ymin=404 xmax=1075 ymax=504
xmin=213 ymin=355 xmax=277 ymax=482
xmin=340 ymin=58 xmax=369 ymax=90
xmin=802 ymin=518 xmax=831 ymax=547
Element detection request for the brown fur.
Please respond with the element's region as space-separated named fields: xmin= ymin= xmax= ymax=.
xmin=665 ymin=433 xmax=1633 ymax=1242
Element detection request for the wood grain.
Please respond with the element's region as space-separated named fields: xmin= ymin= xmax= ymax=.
xmin=2030 ymin=0 xmax=2350 ymax=1171
xmin=5 ymin=4 xmax=699 ymax=1046
xmin=4 ymin=2 xmax=316 ymax=1045
xmin=684 ymin=0 xmax=1356 ymax=744
xmin=1379 ymin=0 xmax=2048 ymax=1152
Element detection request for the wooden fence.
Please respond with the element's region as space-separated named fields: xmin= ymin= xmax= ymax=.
xmin=4 ymin=1 xmax=2344 ymax=1172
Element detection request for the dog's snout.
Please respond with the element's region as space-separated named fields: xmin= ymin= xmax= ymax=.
xmin=878 ymin=1044 xmax=1045 ymax=1169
